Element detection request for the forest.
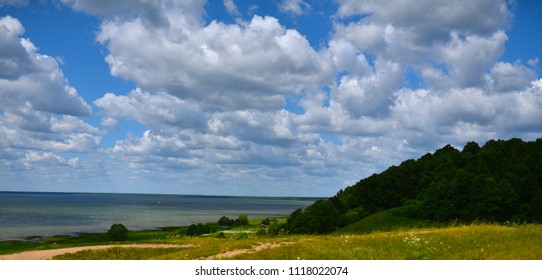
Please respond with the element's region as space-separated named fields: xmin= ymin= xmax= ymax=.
xmin=285 ymin=138 xmax=542 ymax=234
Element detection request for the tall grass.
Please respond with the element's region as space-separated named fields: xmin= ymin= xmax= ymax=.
xmin=49 ymin=224 xmax=542 ymax=260
xmin=238 ymin=224 xmax=542 ymax=260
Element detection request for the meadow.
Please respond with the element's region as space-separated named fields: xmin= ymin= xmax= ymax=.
xmin=1 ymin=218 xmax=541 ymax=260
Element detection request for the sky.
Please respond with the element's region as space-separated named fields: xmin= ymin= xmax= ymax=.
xmin=0 ymin=0 xmax=541 ymax=197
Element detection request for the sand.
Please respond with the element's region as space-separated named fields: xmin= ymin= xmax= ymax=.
xmin=205 ymin=242 xmax=293 ymax=260
xmin=0 ymin=244 xmax=194 ymax=260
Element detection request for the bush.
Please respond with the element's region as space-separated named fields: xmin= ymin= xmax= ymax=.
xmin=234 ymin=214 xmax=249 ymax=226
xmin=185 ymin=223 xmax=213 ymax=236
xmin=235 ymin=233 xmax=248 ymax=239
xmin=216 ymin=231 xmax=226 ymax=238
xmin=218 ymin=216 xmax=234 ymax=226
xmin=261 ymin=218 xmax=271 ymax=225
xmin=107 ymin=223 xmax=129 ymax=241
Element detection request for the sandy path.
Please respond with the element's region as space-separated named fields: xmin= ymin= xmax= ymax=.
xmin=205 ymin=242 xmax=293 ymax=260
xmin=0 ymin=244 xmax=194 ymax=260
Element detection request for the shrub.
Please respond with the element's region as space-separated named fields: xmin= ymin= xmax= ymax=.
xmin=185 ymin=223 xmax=212 ymax=236
xmin=107 ymin=223 xmax=129 ymax=241
xmin=216 ymin=231 xmax=226 ymax=238
xmin=261 ymin=218 xmax=271 ymax=225
xmin=218 ymin=216 xmax=234 ymax=226
xmin=234 ymin=214 xmax=249 ymax=226
xmin=235 ymin=233 xmax=248 ymax=239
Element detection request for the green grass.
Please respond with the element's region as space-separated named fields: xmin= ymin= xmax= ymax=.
xmin=337 ymin=207 xmax=437 ymax=234
xmin=47 ymin=224 xmax=542 ymax=260
xmin=0 ymin=227 xmax=182 ymax=255
xmin=2 ymin=217 xmax=541 ymax=260
xmin=240 ymin=224 xmax=542 ymax=260
xmin=53 ymin=247 xmax=189 ymax=260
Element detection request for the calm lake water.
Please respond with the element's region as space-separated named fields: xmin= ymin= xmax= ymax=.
xmin=0 ymin=192 xmax=317 ymax=241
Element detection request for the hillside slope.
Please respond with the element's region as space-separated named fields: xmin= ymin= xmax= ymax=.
xmin=285 ymin=138 xmax=542 ymax=234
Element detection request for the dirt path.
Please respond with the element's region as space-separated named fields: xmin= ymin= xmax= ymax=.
xmin=205 ymin=242 xmax=293 ymax=260
xmin=0 ymin=244 xmax=194 ymax=260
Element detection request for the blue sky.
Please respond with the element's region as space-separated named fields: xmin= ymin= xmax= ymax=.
xmin=1 ymin=0 xmax=541 ymax=197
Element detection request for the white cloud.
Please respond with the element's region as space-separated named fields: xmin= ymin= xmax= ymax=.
xmin=223 ymin=0 xmax=240 ymax=16
xmin=335 ymin=0 xmax=511 ymax=35
xmin=100 ymin=117 xmax=118 ymax=128
xmin=23 ymin=151 xmax=67 ymax=168
xmin=0 ymin=0 xmax=27 ymax=7
xmin=5 ymin=1 xmax=541 ymax=196
xmin=113 ymin=130 xmax=186 ymax=158
xmin=329 ymin=38 xmax=372 ymax=75
xmin=61 ymin=0 xmax=206 ymax=27
xmin=64 ymin=0 xmax=542 ymax=195
xmin=334 ymin=59 xmax=403 ymax=118
xmin=0 ymin=16 xmax=92 ymax=116
xmin=0 ymin=16 xmax=104 ymax=188
xmin=279 ymin=0 xmax=311 ymax=15
xmin=333 ymin=0 xmax=512 ymax=88
xmin=0 ymin=107 xmax=102 ymax=153
xmin=94 ymin=88 xmax=207 ymax=131
xmin=528 ymin=57 xmax=539 ymax=67
xmin=436 ymin=31 xmax=508 ymax=87
xmin=488 ymin=61 xmax=537 ymax=92
xmin=96 ymin=12 xmax=333 ymax=111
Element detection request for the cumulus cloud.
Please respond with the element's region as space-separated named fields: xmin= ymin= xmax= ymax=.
xmin=328 ymin=38 xmax=372 ymax=75
xmin=60 ymin=0 xmax=206 ymax=27
xmin=335 ymin=0 xmax=511 ymax=35
xmin=0 ymin=106 xmax=102 ymax=153
xmin=334 ymin=59 xmax=403 ymax=118
xmin=488 ymin=61 xmax=537 ymax=92
xmin=333 ymin=0 xmax=512 ymax=88
xmin=0 ymin=16 xmax=92 ymax=116
xmin=94 ymin=7 xmax=333 ymax=111
xmin=4 ymin=1 xmax=540 ymax=196
xmin=94 ymin=88 xmax=207 ymax=131
xmin=0 ymin=15 xmax=103 ymax=188
xmin=87 ymin=0 xmax=540 ymax=195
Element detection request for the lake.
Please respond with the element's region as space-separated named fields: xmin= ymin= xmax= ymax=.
xmin=0 ymin=191 xmax=317 ymax=240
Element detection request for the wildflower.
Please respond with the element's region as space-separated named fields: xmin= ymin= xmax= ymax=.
xmin=403 ymin=236 xmax=423 ymax=245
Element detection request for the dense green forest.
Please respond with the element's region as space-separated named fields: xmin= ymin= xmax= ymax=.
xmin=285 ymin=138 xmax=542 ymax=234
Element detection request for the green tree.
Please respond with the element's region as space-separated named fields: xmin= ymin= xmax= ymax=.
xmin=469 ymin=176 xmax=519 ymax=221
xmin=107 ymin=223 xmax=129 ymax=241
xmin=218 ymin=216 xmax=234 ymax=226
xmin=286 ymin=200 xmax=339 ymax=234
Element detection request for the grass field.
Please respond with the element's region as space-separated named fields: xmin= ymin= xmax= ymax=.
xmin=48 ymin=224 xmax=542 ymax=260
xmin=1 ymin=216 xmax=541 ymax=260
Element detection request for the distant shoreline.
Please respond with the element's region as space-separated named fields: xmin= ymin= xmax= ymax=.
xmin=0 ymin=190 xmax=326 ymax=200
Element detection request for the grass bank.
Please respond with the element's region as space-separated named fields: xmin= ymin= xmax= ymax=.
xmin=1 ymin=224 xmax=541 ymax=260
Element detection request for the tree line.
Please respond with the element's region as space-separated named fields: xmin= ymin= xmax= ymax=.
xmin=285 ymin=138 xmax=542 ymax=234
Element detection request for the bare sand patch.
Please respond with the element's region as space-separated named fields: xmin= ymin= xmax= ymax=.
xmin=0 ymin=244 xmax=194 ymax=260
xmin=205 ymin=242 xmax=293 ymax=260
